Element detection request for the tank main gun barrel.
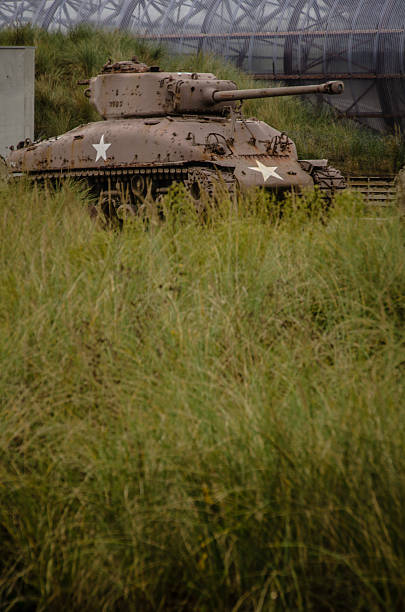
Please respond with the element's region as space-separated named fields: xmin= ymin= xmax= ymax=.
xmin=212 ymin=80 xmax=344 ymax=103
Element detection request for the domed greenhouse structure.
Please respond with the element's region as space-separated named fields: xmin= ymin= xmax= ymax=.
xmin=1 ymin=0 xmax=405 ymax=132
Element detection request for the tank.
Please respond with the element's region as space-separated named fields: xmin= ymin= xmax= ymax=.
xmin=6 ymin=58 xmax=345 ymax=213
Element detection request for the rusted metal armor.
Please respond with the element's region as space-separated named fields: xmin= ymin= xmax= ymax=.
xmin=6 ymin=58 xmax=346 ymax=211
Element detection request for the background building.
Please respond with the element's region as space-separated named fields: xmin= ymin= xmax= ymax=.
xmin=1 ymin=0 xmax=404 ymax=133
xmin=0 ymin=46 xmax=35 ymax=159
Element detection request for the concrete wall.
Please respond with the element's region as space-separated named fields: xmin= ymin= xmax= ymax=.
xmin=0 ymin=47 xmax=35 ymax=159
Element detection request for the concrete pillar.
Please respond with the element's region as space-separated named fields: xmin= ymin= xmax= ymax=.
xmin=0 ymin=46 xmax=35 ymax=159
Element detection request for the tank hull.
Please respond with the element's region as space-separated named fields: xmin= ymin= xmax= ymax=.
xmin=7 ymin=116 xmax=314 ymax=192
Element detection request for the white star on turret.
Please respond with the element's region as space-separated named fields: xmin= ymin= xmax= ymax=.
xmin=92 ymin=134 xmax=111 ymax=162
xmin=249 ymin=160 xmax=284 ymax=182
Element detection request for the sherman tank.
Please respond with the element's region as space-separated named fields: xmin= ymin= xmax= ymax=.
xmin=6 ymin=58 xmax=345 ymax=213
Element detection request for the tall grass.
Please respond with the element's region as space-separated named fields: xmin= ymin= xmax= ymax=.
xmin=0 ymin=179 xmax=404 ymax=610
xmin=0 ymin=24 xmax=404 ymax=174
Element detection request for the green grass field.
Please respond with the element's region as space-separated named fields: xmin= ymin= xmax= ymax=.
xmin=1 ymin=24 xmax=404 ymax=175
xmin=0 ymin=178 xmax=404 ymax=609
xmin=1 ymin=23 xmax=405 ymax=611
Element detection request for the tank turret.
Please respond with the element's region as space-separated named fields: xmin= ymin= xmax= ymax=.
xmin=84 ymin=58 xmax=344 ymax=119
xmin=7 ymin=57 xmax=346 ymax=215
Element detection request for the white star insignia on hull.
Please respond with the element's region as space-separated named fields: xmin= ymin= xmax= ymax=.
xmin=92 ymin=134 xmax=111 ymax=162
xmin=249 ymin=160 xmax=284 ymax=182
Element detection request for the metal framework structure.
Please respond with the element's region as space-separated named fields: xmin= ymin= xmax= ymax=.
xmin=1 ymin=1 xmax=404 ymax=132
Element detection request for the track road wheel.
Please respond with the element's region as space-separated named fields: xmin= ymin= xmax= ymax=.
xmin=116 ymin=203 xmax=137 ymax=220
xmin=99 ymin=189 xmax=121 ymax=218
xmin=185 ymin=167 xmax=237 ymax=213
xmin=185 ymin=168 xmax=216 ymax=213
xmin=87 ymin=189 xmax=123 ymax=227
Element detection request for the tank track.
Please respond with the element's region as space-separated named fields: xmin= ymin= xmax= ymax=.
xmin=310 ymin=165 xmax=347 ymax=196
xmin=19 ymin=164 xmax=237 ymax=211
xmin=29 ymin=164 xmax=188 ymax=195
xmin=10 ymin=163 xmax=345 ymax=216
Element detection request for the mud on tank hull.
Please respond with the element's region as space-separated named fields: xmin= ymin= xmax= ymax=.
xmin=7 ymin=115 xmax=343 ymax=207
